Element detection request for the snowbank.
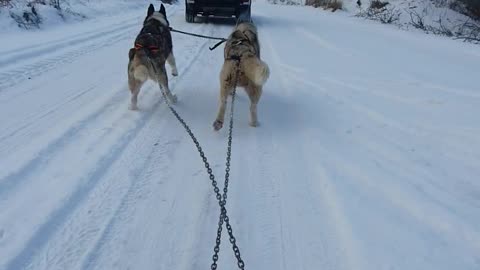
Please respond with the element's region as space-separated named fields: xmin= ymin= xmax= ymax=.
xmin=353 ymin=0 xmax=479 ymax=43
xmin=266 ymin=0 xmax=479 ymax=43
xmin=0 ymin=0 xmax=152 ymax=33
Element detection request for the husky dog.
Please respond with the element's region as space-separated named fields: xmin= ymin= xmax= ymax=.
xmin=127 ymin=4 xmax=178 ymax=110
xmin=213 ymin=22 xmax=270 ymax=131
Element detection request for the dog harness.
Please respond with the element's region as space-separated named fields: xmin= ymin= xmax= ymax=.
xmin=134 ymin=43 xmax=159 ymax=53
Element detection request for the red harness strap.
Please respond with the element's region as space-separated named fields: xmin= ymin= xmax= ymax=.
xmin=134 ymin=43 xmax=159 ymax=53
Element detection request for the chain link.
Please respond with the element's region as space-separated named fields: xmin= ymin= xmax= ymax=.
xmin=212 ymin=60 xmax=245 ymax=270
xmin=147 ymin=57 xmax=244 ymax=270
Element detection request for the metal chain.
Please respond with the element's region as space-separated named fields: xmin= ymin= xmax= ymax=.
xmin=147 ymin=57 xmax=244 ymax=269
xmin=211 ymin=60 xmax=244 ymax=270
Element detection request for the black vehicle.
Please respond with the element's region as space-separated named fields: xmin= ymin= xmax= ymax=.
xmin=185 ymin=0 xmax=251 ymax=23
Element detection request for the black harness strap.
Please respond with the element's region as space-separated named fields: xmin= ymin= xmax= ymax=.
xmin=209 ymin=39 xmax=227 ymax=51
xmin=169 ymin=27 xmax=227 ymax=41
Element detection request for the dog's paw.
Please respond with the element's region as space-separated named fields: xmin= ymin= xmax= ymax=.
xmin=168 ymin=94 xmax=178 ymax=104
xmin=249 ymin=120 xmax=259 ymax=127
xmin=171 ymin=69 xmax=178 ymax=77
xmin=129 ymin=103 xmax=139 ymax=111
xmin=213 ymin=120 xmax=223 ymax=131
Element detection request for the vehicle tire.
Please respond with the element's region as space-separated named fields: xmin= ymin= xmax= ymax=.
xmin=237 ymin=6 xmax=251 ymax=22
xmin=186 ymin=11 xmax=195 ymax=23
xmin=245 ymin=6 xmax=251 ymax=21
xmin=185 ymin=4 xmax=195 ymax=23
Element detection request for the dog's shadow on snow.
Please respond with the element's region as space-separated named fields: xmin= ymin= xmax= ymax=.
xmin=258 ymin=91 xmax=311 ymax=132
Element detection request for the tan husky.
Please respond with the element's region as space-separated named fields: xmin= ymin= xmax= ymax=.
xmin=213 ymin=22 xmax=270 ymax=131
xmin=127 ymin=4 xmax=178 ymax=110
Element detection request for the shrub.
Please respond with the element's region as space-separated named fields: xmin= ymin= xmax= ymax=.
xmin=0 ymin=0 xmax=12 ymax=8
xmin=369 ymin=0 xmax=389 ymax=10
xmin=460 ymin=0 xmax=480 ymax=19
xmin=356 ymin=1 xmax=400 ymax=25
xmin=305 ymin=0 xmax=343 ymax=12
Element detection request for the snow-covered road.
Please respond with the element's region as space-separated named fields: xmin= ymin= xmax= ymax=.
xmin=0 ymin=1 xmax=479 ymax=270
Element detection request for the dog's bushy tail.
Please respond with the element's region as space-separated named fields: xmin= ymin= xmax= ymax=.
xmin=242 ymin=56 xmax=270 ymax=86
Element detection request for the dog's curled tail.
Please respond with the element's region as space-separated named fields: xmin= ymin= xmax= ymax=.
xmin=242 ymin=57 xmax=270 ymax=86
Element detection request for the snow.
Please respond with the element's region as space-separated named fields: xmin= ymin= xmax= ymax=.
xmin=0 ymin=1 xmax=480 ymax=270
xmin=0 ymin=0 xmax=151 ymax=33
xmin=353 ymin=0 xmax=478 ymax=31
xmin=273 ymin=0 xmax=479 ymax=42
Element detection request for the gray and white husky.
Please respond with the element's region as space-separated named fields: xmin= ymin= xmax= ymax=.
xmin=127 ymin=4 xmax=178 ymax=110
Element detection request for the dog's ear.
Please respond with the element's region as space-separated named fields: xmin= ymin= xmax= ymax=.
xmin=147 ymin=4 xmax=155 ymax=17
xmin=159 ymin=4 xmax=166 ymax=16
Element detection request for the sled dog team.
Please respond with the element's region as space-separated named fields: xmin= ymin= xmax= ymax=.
xmin=128 ymin=4 xmax=270 ymax=130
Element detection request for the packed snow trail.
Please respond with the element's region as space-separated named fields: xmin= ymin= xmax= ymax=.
xmin=0 ymin=1 xmax=479 ymax=270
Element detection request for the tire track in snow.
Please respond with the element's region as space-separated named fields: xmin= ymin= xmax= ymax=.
xmin=78 ymin=137 xmax=178 ymax=270
xmin=154 ymin=21 xmax=266 ymax=269
xmin=266 ymin=23 xmax=479 ymax=268
xmin=411 ymin=80 xmax=480 ymax=99
xmin=80 ymin=143 xmax=176 ymax=270
xmin=0 ymin=20 xmax=138 ymax=70
xmin=0 ymin=7 xmax=181 ymax=196
xmin=260 ymin=32 xmax=367 ymax=270
xmin=312 ymin=76 xmax=480 ymax=139
xmin=0 ymin=7 xmax=180 ymax=92
xmin=231 ymin=127 xmax=287 ymax=270
xmin=78 ymin=36 xmax=214 ymax=270
xmin=0 ymin=12 xmax=145 ymax=59
xmin=0 ymin=27 xmax=137 ymax=91
xmin=329 ymin=137 xmax=480 ymax=254
xmin=295 ymin=27 xmax=354 ymax=57
xmin=288 ymin=75 xmax=428 ymax=137
xmin=199 ymin=31 xmax=289 ymax=266
xmin=311 ymin=141 xmax=480 ymax=268
xmin=0 ymin=88 xmax=124 ymax=200
xmin=3 ymin=23 xmax=214 ymax=270
xmin=0 ymin=84 xmax=96 ymax=144
xmin=287 ymin=74 xmax=480 ymax=174
xmin=294 ymin=24 xmax=480 ymax=100
xmin=3 ymin=89 xmax=164 ymax=270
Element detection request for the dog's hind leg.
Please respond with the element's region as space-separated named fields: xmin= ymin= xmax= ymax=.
xmin=128 ymin=78 xmax=144 ymax=110
xmin=246 ymin=84 xmax=262 ymax=127
xmin=167 ymin=52 xmax=178 ymax=77
xmin=213 ymin=83 xmax=231 ymax=131
xmin=156 ymin=65 xmax=177 ymax=104
xmin=214 ymin=61 xmax=236 ymax=131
